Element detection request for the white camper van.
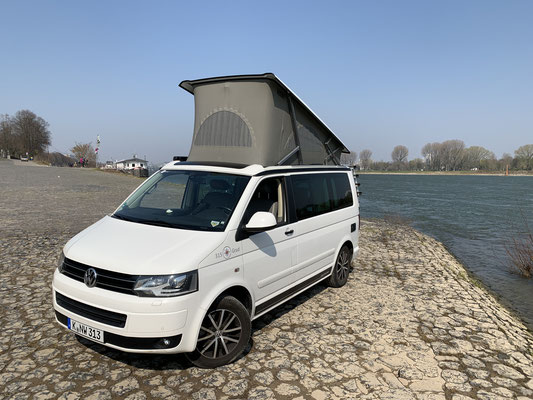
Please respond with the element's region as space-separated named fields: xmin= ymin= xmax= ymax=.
xmin=52 ymin=74 xmax=360 ymax=368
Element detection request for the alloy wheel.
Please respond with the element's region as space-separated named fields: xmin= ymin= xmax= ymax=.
xmin=336 ymin=248 xmax=350 ymax=282
xmin=197 ymin=308 xmax=242 ymax=359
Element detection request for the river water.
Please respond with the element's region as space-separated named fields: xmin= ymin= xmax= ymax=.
xmin=358 ymin=174 xmax=533 ymax=329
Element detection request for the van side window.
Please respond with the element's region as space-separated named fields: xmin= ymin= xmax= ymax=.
xmin=243 ymin=177 xmax=286 ymax=226
xmin=292 ymin=174 xmax=330 ymax=220
xmin=330 ymin=174 xmax=353 ymax=210
xmin=291 ymin=173 xmax=353 ymax=221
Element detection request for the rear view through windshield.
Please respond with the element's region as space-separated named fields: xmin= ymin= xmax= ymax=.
xmin=113 ymin=170 xmax=250 ymax=231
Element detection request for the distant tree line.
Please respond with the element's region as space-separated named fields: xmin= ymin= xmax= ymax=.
xmin=347 ymin=140 xmax=533 ymax=172
xmin=0 ymin=110 xmax=51 ymax=159
xmin=0 ymin=110 xmax=100 ymax=167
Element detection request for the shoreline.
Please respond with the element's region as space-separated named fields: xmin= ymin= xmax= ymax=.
xmin=441 ymin=242 xmax=533 ymax=335
xmin=366 ymin=217 xmax=533 ymax=335
xmin=416 ymin=222 xmax=531 ymax=335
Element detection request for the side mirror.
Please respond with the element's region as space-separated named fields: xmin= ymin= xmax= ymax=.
xmin=245 ymin=211 xmax=277 ymax=232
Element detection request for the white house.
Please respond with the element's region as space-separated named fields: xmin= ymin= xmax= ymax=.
xmin=116 ymin=155 xmax=148 ymax=171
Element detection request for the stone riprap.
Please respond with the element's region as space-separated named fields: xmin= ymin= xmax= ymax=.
xmin=1 ymin=159 xmax=532 ymax=400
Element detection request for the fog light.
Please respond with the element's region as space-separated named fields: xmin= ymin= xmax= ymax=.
xmin=163 ymin=339 xmax=170 ymax=346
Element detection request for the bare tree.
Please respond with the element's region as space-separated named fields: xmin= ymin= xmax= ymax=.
xmin=0 ymin=114 xmax=14 ymax=157
xmin=500 ymin=153 xmax=513 ymax=171
xmin=440 ymin=140 xmax=465 ymax=171
xmin=421 ymin=143 xmax=431 ymax=169
xmin=408 ymin=158 xmax=425 ymax=171
xmin=514 ymin=144 xmax=533 ymax=170
xmin=71 ymin=142 xmax=96 ymax=167
xmin=11 ymin=110 xmax=51 ymax=157
xmin=359 ymin=149 xmax=372 ymax=170
xmin=421 ymin=142 xmax=440 ymax=170
xmin=391 ymin=145 xmax=408 ymax=170
xmin=463 ymin=146 xmax=495 ymax=170
xmin=340 ymin=150 xmax=357 ymax=166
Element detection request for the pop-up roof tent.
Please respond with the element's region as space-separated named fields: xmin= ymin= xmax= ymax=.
xmin=179 ymin=73 xmax=349 ymax=166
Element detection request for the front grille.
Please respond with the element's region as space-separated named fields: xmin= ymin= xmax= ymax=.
xmin=56 ymin=292 xmax=127 ymax=328
xmin=61 ymin=257 xmax=138 ymax=295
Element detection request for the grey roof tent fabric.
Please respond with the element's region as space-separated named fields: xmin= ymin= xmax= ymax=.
xmin=179 ymin=73 xmax=349 ymax=166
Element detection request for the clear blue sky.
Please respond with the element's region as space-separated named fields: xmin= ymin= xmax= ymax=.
xmin=1 ymin=0 xmax=532 ymax=164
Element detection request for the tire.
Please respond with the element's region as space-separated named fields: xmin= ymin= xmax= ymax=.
xmin=186 ymin=296 xmax=251 ymax=368
xmin=328 ymin=245 xmax=352 ymax=288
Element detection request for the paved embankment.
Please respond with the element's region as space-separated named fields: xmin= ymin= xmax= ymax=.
xmin=1 ymin=159 xmax=532 ymax=399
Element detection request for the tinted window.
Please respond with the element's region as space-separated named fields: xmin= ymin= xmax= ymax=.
xmin=291 ymin=173 xmax=353 ymax=221
xmin=330 ymin=174 xmax=353 ymax=211
xmin=292 ymin=174 xmax=331 ymax=220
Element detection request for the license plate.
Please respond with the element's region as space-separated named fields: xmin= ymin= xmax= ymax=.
xmin=68 ymin=318 xmax=104 ymax=343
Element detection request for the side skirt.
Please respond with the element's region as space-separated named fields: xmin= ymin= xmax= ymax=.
xmin=253 ymin=267 xmax=332 ymax=318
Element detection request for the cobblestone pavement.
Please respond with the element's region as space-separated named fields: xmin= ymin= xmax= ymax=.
xmin=1 ymin=159 xmax=533 ymax=399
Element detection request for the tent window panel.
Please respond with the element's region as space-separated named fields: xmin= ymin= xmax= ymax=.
xmin=194 ymin=111 xmax=252 ymax=147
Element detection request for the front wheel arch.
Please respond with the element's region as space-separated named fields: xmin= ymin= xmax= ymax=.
xmin=217 ymin=285 xmax=253 ymax=316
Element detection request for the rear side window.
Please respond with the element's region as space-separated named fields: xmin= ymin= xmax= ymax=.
xmin=330 ymin=174 xmax=353 ymax=211
xmin=291 ymin=173 xmax=353 ymax=221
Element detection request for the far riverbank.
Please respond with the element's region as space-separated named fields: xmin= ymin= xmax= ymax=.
xmin=359 ymin=170 xmax=533 ymax=176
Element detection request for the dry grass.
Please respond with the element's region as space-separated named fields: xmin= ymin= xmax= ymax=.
xmin=505 ymin=221 xmax=533 ymax=278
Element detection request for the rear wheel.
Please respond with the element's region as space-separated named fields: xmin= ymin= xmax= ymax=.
xmin=328 ymin=245 xmax=352 ymax=288
xmin=186 ymin=296 xmax=251 ymax=368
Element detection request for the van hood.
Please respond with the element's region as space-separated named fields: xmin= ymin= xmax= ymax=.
xmin=64 ymin=215 xmax=225 ymax=275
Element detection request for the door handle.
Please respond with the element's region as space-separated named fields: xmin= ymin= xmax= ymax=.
xmin=285 ymin=229 xmax=294 ymax=236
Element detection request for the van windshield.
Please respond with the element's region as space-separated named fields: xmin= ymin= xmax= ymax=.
xmin=113 ymin=170 xmax=250 ymax=231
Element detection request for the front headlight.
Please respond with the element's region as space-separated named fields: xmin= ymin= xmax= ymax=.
xmin=57 ymin=252 xmax=65 ymax=273
xmin=133 ymin=270 xmax=198 ymax=297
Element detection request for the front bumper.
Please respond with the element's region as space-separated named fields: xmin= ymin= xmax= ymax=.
xmin=52 ymin=269 xmax=200 ymax=354
xmin=54 ymin=310 xmax=182 ymax=350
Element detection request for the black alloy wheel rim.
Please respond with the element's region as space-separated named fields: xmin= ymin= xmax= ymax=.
xmin=197 ymin=309 xmax=242 ymax=359
xmin=336 ymin=248 xmax=350 ymax=282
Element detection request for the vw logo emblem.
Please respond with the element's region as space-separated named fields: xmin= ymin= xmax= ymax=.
xmin=84 ymin=268 xmax=98 ymax=288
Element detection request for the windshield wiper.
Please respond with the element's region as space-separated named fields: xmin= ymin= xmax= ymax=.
xmin=136 ymin=219 xmax=177 ymax=228
xmin=113 ymin=214 xmax=209 ymax=230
